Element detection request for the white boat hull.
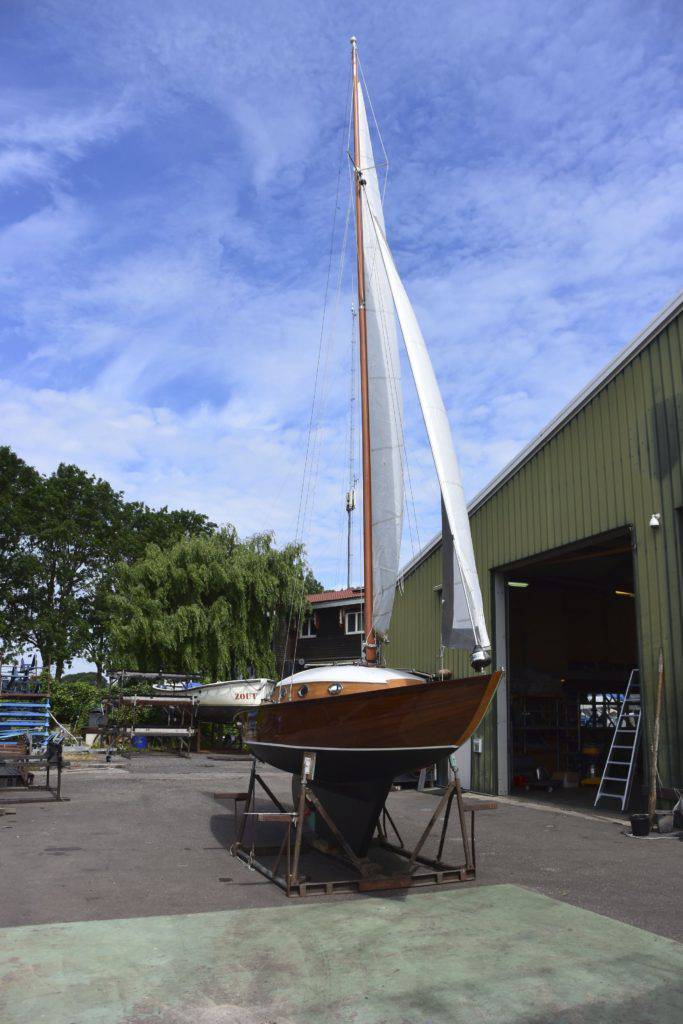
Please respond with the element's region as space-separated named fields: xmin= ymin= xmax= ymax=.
xmin=195 ymin=679 xmax=274 ymax=722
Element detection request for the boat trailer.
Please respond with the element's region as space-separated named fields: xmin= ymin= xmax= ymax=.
xmin=218 ymin=753 xmax=496 ymax=897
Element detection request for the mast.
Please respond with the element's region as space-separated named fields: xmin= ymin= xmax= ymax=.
xmin=346 ymin=306 xmax=357 ymax=590
xmin=350 ymin=36 xmax=376 ymax=663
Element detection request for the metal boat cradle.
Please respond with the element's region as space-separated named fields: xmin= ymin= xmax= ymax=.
xmin=218 ymin=750 xmax=496 ymax=897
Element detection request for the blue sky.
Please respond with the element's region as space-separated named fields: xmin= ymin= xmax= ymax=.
xmin=2 ymin=0 xmax=682 ymax=589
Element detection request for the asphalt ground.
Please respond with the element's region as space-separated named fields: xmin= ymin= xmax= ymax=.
xmin=1 ymin=754 xmax=680 ymax=936
xmin=1 ymin=754 xmax=681 ymax=1023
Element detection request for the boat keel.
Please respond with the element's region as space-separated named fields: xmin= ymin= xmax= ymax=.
xmin=301 ymin=777 xmax=393 ymax=857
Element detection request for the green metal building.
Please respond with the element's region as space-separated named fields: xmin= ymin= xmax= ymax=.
xmin=387 ymin=292 xmax=682 ymax=797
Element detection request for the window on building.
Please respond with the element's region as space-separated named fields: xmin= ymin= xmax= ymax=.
xmin=299 ymin=617 xmax=315 ymax=638
xmin=345 ymin=610 xmax=363 ymax=635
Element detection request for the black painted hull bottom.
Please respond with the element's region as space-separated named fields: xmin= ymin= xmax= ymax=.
xmin=253 ymin=741 xmax=457 ymax=857
xmin=308 ymin=779 xmax=392 ymax=857
xmin=248 ymin=741 xmax=456 ymax=784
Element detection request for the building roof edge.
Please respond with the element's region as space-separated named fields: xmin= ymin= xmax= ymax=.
xmin=398 ymin=288 xmax=683 ymax=582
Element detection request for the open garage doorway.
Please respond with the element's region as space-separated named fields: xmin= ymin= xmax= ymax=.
xmin=500 ymin=529 xmax=642 ymax=810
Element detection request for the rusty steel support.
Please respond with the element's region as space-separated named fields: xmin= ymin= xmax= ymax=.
xmin=226 ymin=756 xmax=496 ymax=898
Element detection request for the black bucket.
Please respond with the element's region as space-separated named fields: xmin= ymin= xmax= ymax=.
xmin=630 ymin=813 xmax=651 ymax=837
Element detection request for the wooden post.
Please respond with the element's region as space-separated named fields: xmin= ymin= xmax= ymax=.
xmin=289 ymin=775 xmax=308 ymax=888
xmin=647 ymin=648 xmax=665 ymax=821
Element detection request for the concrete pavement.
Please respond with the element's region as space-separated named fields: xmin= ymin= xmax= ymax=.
xmin=1 ymin=755 xmax=681 ymax=1023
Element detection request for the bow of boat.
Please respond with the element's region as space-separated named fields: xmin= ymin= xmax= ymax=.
xmin=240 ymin=669 xmax=502 ymax=782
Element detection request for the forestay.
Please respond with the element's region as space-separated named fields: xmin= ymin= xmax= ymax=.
xmin=366 ymin=208 xmax=491 ymax=656
xmin=356 ymin=83 xmax=404 ymax=636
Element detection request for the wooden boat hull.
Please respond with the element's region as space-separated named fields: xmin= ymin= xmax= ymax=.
xmin=242 ymin=671 xmax=500 ymax=784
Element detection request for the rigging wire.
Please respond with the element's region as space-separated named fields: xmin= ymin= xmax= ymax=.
xmin=331 ymin=304 xmax=359 ymax=589
xmin=290 ymin=182 xmax=352 ymax=668
xmin=304 ymin=189 xmax=353 ymax=598
xmin=301 ymin=181 xmax=353 ymax=569
xmin=356 ymin=67 xmax=422 ymax=564
xmin=366 ymin=196 xmax=423 ymax=563
xmin=301 ymin=196 xmax=352 ymax=529
xmin=358 ymin=72 xmax=482 ymax=645
xmin=280 ymin=73 xmax=354 ymax=677
xmin=358 ymin=55 xmax=390 ymax=203
xmin=298 ymin=94 xmax=354 ymax=552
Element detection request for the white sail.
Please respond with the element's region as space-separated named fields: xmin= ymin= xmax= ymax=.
xmin=366 ymin=208 xmax=491 ymax=656
xmin=357 ymin=83 xmax=404 ymax=636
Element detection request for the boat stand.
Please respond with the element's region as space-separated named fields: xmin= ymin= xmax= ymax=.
xmin=222 ymin=753 xmax=496 ymax=897
xmin=0 ymin=736 xmax=66 ymax=804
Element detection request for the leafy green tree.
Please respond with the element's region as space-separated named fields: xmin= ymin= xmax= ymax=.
xmin=128 ymin=505 xmax=214 ymax=555
xmin=110 ymin=528 xmax=315 ymax=681
xmin=60 ymin=671 xmax=100 ymax=684
xmin=17 ymin=463 xmax=129 ymax=681
xmin=0 ymin=447 xmax=41 ymax=671
xmin=81 ymin=502 xmax=214 ymax=683
xmin=0 ymin=444 xmax=216 ymax=684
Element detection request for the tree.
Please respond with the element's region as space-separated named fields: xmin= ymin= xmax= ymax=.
xmin=110 ymin=528 xmax=316 ymax=681
xmin=0 ymin=447 xmax=41 ymax=671
xmin=0 ymin=445 xmax=217 ymax=683
xmin=80 ymin=502 xmax=215 ymax=683
xmin=128 ymin=505 xmax=215 ymax=555
xmin=17 ymin=463 xmax=128 ymax=681
xmin=60 ymin=671 xmax=100 ymax=684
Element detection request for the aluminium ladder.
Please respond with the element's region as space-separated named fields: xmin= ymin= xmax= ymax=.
xmin=594 ymin=669 xmax=641 ymax=811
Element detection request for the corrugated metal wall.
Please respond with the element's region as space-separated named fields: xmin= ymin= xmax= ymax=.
xmin=387 ymin=308 xmax=683 ymax=794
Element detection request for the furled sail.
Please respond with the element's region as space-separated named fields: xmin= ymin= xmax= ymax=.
xmin=366 ymin=208 xmax=491 ymax=658
xmin=357 ymin=83 xmax=404 ymax=636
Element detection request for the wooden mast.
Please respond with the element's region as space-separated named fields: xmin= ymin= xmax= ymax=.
xmin=350 ymin=36 xmax=376 ymax=664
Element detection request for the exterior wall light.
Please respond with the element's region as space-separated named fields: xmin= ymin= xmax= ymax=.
xmin=507 ymin=581 xmax=529 ymax=588
xmin=649 ymin=513 xmax=662 ymax=527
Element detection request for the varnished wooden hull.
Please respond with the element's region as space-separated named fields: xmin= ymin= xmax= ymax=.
xmin=242 ymin=671 xmax=500 ymax=783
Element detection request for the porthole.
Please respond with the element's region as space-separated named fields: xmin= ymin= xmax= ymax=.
xmin=328 ymin=683 xmax=343 ymax=694
xmin=297 ymin=685 xmax=309 ymax=698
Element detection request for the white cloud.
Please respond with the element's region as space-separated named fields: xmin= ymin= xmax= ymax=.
xmin=0 ymin=100 xmax=132 ymax=154
xmin=0 ymin=148 xmax=52 ymax=187
xmin=0 ymin=92 xmax=137 ymax=190
xmin=2 ymin=0 xmax=682 ymax=590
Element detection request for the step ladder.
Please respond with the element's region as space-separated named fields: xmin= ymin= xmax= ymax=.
xmin=594 ymin=669 xmax=641 ymax=811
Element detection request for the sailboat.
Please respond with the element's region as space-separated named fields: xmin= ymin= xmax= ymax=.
xmin=194 ymin=677 xmax=275 ymax=723
xmin=240 ymin=39 xmax=501 ymax=849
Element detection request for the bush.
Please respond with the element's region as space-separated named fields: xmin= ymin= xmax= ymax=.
xmin=49 ymin=678 xmax=104 ymax=734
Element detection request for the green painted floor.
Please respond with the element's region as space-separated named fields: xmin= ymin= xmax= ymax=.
xmin=1 ymin=884 xmax=681 ymax=1024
